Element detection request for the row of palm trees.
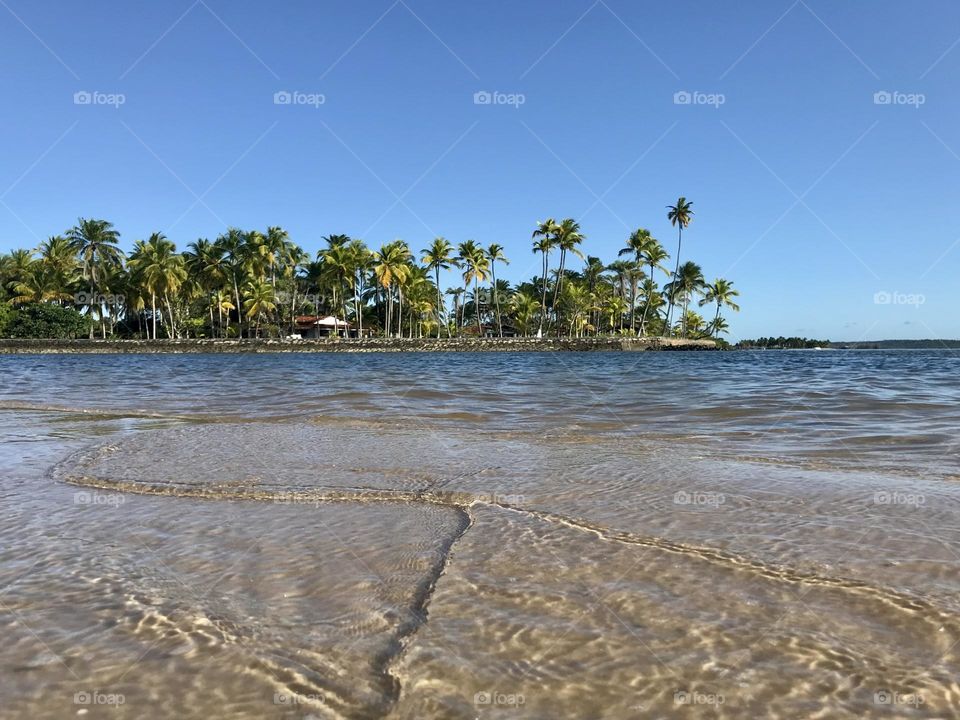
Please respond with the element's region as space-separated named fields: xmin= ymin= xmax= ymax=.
xmin=0 ymin=198 xmax=740 ymax=340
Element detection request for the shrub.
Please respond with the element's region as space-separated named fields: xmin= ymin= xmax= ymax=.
xmin=5 ymin=303 xmax=91 ymax=339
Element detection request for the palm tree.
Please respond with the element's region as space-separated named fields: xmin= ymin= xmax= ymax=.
xmin=66 ymin=218 xmax=123 ymax=338
xmin=639 ymin=239 xmax=669 ymax=336
xmin=265 ymin=226 xmax=289 ymax=292
xmin=372 ymin=241 xmax=412 ymax=337
xmin=665 ymin=197 xmax=693 ymax=334
xmin=215 ymin=228 xmax=247 ymax=337
xmin=457 ymin=240 xmax=490 ymax=335
xmin=700 ymin=278 xmax=740 ymax=338
xmin=421 ymin=237 xmax=456 ymax=338
xmin=664 ymin=261 xmax=705 ymax=338
xmin=446 ymin=286 xmax=465 ymax=334
xmin=321 ymin=242 xmax=354 ymax=334
xmin=550 ymin=218 xmax=585 ymax=330
xmin=532 ymin=218 xmax=558 ymax=337
xmin=243 ymin=279 xmax=276 ymax=337
xmin=621 ymin=228 xmax=665 ymax=335
xmin=509 ymin=291 xmax=540 ymax=336
xmin=10 ymin=262 xmax=73 ymax=305
xmin=128 ymin=233 xmax=186 ymax=339
xmin=37 ymin=236 xmax=78 ymax=297
xmin=486 ymin=243 xmax=509 ymax=337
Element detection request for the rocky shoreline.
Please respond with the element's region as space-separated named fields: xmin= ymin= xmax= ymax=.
xmin=0 ymin=337 xmax=716 ymax=354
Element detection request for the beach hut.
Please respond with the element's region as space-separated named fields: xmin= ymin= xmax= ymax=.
xmin=294 ymin=315 xmax=354 ymax=338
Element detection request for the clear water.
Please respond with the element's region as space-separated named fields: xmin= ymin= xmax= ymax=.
xmin=1 ymin=350 xmax=959 ymax=718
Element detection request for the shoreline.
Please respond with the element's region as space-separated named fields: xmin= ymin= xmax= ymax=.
xmin=0 ymin=337 xmax=716 ymax=354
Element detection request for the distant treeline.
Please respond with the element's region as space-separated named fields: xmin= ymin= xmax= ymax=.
xmin=736 ymin=337 xmax=829 ymax=349
xmin=830 ymin=339 xmax=960 ymax=349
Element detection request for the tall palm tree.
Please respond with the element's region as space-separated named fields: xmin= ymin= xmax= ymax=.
xmin=486 ymin=243 xmax=509 ymax=337
xmin=37 ymin=236 xmax=78 ymax=298
xmin=127 ymin=233 xmax=186 ymax=339
xmin=621 ymin=228 xmax=663 ymax=335
xmin=665 ymin=197 xmax=694 ymax=334
xmin=346 ymin=239 xmax=370 ymax=337
xmin=421 ymin=237 xmax=456 ymax=338
xmin=639 ymin=239 xmax=669 ymax=336
xmin=664 ymin=261 xmax=705 ymax=338
xmin=700 ymin=278 xmax=740 ymax=338
xmin=66 ymin=218 xmax=123 ymax=338
xmin=532 ymin=219 xmax=558 ymax=337
xmin=372 ymin=241 xmax=412 ymax=337
xmin=457 ymin=240 xmax=490 ymax=335
xmin=264 ymin=226 xmax=289 ymax=292
xmin=550 ymin=218 xmax=585 ymax=330
xmin=243 ymin=279 xmax=276 ymax=337
xmin=215 ymin=228 xmax=247 ymax=337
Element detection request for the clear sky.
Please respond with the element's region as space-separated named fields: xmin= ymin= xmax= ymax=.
xmin=1 ymin=0 xmax=958 ymax=341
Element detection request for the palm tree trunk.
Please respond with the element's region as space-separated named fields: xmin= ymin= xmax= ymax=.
xmin=435 ymin=267 xmax=444 ymax=339
xmin=475 ymin=278 xmax=482 ymax=335
xmin=492 ymin=267 xmax=503 ymax=338
xmin=233 ymin=275 xmax=242 ymax=338
xmin=714 ymin=302 xmax=721 ymax=338
xmin=550 ymin=249 xmax=566 ymax=331
xmin=665 ymin=227 xmax=682 ymax=335
xmin=151 ymin=292 xmax=157 ymax=340
xmin=537 ymin=254 xmax=548 ymax=337
xmin=164 ymin=293 xmax=175 ymax=339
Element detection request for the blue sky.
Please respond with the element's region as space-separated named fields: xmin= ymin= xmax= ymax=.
xmin=1 ymin=0 xmax=958 ymax=341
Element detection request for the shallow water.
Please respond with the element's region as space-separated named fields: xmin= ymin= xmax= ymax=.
xmin=1 ymin=350 xmax=959 ymax=718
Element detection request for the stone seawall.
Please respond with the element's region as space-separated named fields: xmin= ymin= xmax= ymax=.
xmin=0 ymin=337 xmax=716 ymax=354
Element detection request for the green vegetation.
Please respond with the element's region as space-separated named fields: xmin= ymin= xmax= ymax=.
xmin=0 ymin=201 xmax=739 ymax=339
xmin=5 ymin=303 xmax=90 ymax=339
xmin=737 ymin=337 xmax=829 ymax=349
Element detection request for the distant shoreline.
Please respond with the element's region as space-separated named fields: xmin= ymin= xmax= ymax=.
xmin=0 ymin=337 xmax=717 ymax=354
